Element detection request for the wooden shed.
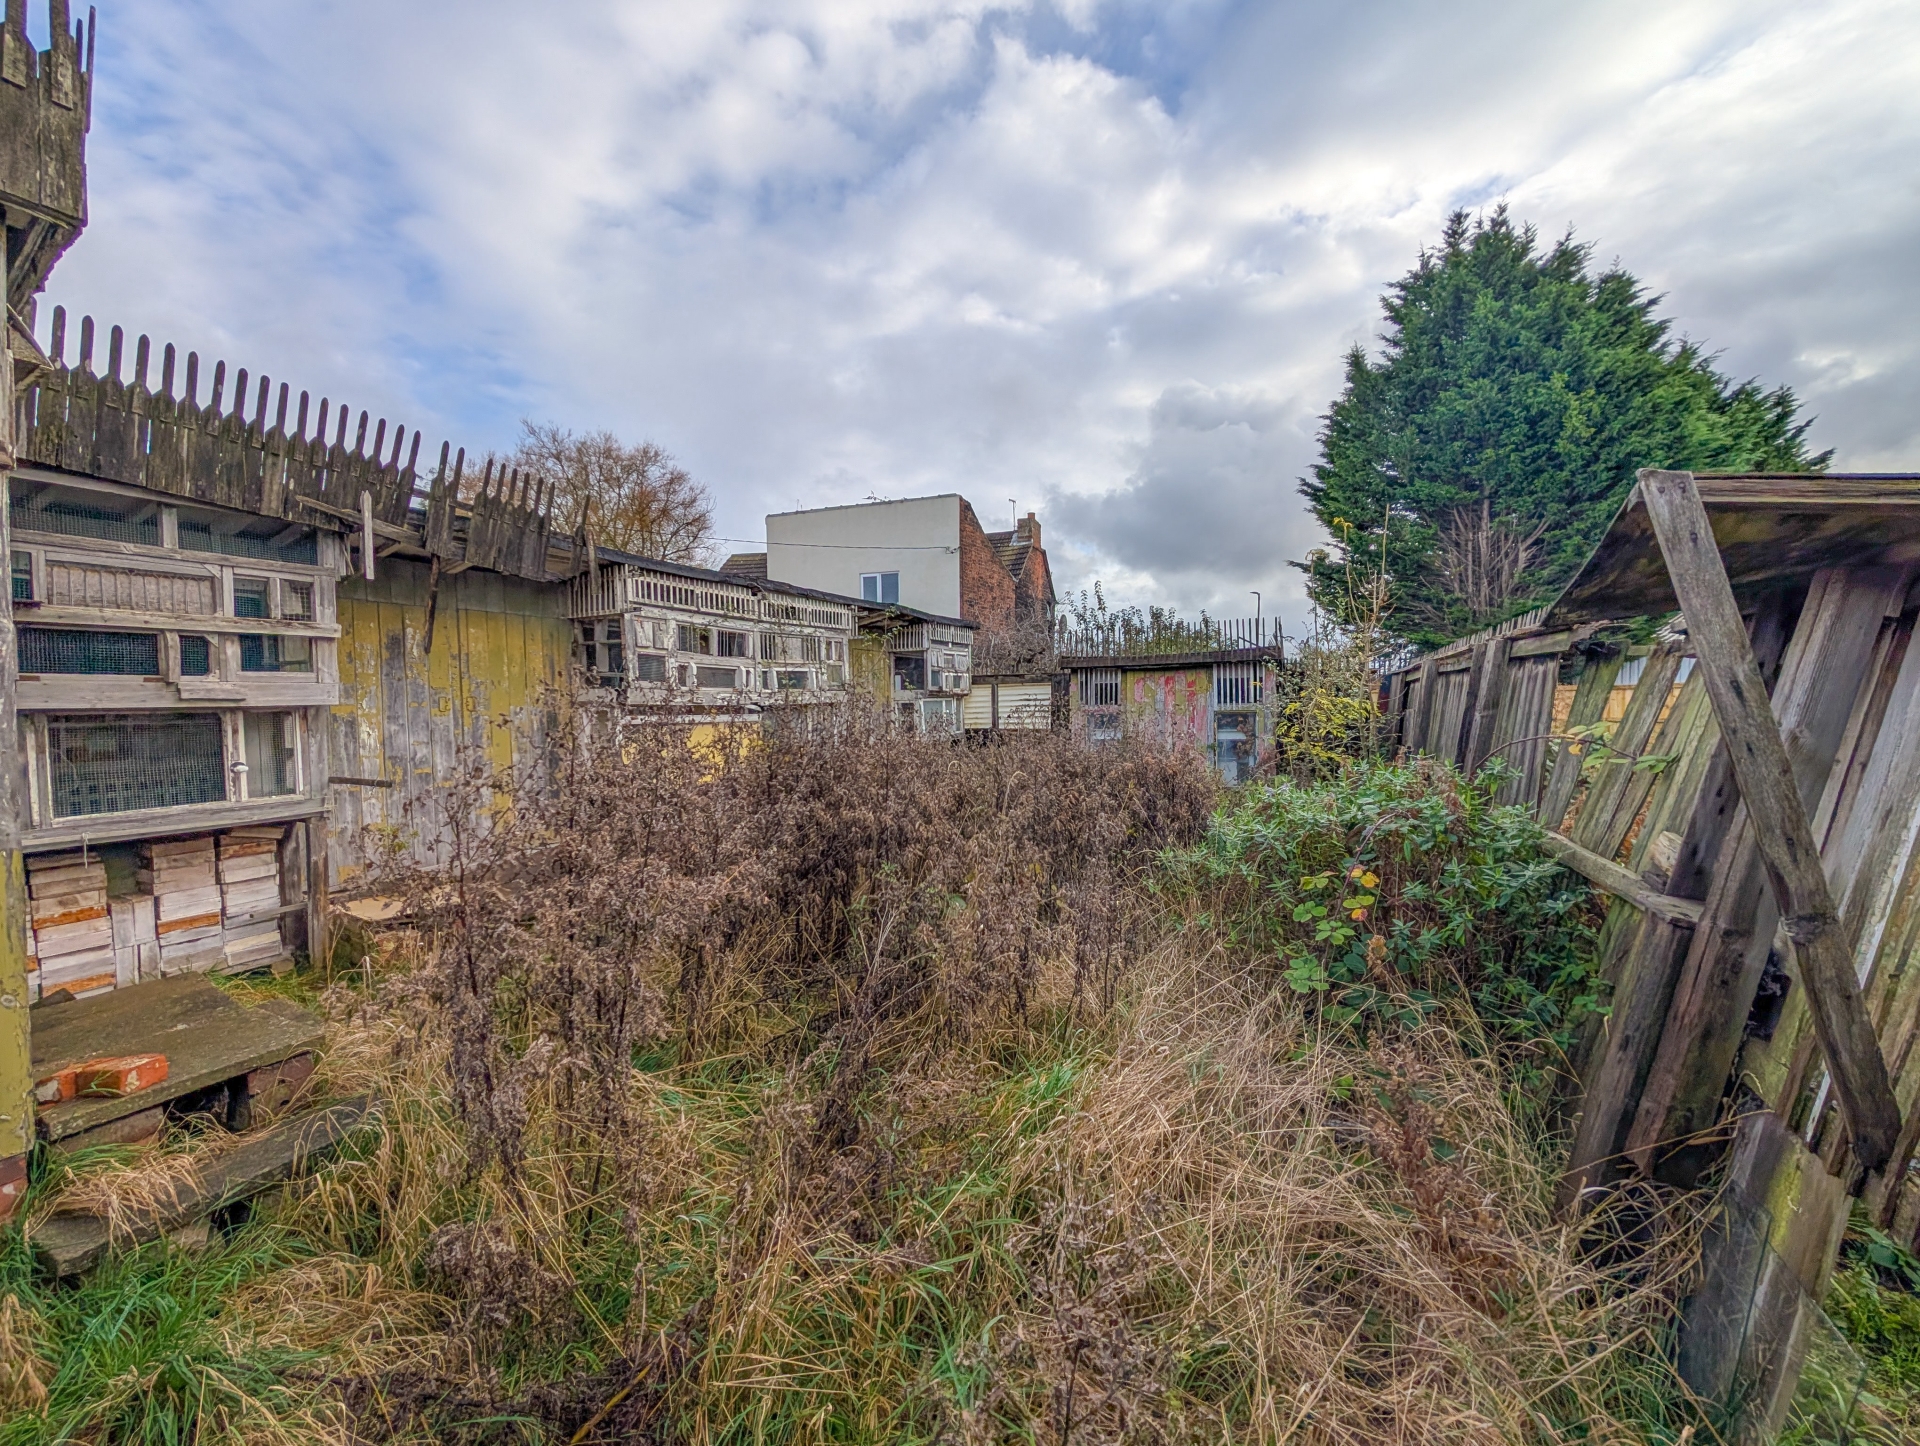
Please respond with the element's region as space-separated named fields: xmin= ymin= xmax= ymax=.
xmin=1382 ymin=471 xmax=1920 ymax=1438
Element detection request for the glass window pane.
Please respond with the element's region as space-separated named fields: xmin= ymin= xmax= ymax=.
xmin=882 ymin=572 xmax=899 ymax=604
xmin=239 ymin=634 xmax=313 ymax=672
xmin=243 ymin=712 xmax=299 ymax=797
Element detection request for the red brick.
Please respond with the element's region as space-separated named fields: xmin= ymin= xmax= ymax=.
xmin=0 ymin=1153 xmax=25 ymax=1225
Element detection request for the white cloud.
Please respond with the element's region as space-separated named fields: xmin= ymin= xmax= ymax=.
xmin=37 ymin=0 xmax=1920 ymax=618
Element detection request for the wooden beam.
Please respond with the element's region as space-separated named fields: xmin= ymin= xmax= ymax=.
xmin=1634 ymin=469 xmax=1901 ymax=1172
xmin=30 ymin=1096 xmax=376 ymax=1276
xmin=293 ymin=495 xmax=413 ymax=543
xmin=1627 ymin=570 xmax=1902 ymax=1182
xmin=1541 ymin=830 xmax=1703 ymax=926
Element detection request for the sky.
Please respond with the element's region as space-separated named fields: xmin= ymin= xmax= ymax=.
xmin=31 ymin=0 xmax=1920 ymax=629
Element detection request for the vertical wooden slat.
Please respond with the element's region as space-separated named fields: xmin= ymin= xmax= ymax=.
xmin=1571 ymin=645 xmax=1683 ymax=859
xmin=1630 ymin=471 xmax=1901 ymax=1175
xmin=1404 ymin=656 xmax=1438 ymax=756
xmin=1541 ymin=649 xmax=1625 ymax=830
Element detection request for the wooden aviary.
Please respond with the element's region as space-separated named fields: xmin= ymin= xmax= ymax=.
xmin=15 ymin=307 xmax=564 ymax=581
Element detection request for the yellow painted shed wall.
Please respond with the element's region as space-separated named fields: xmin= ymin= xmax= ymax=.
xmin=330 ymin=559 xmax=574 ymax=883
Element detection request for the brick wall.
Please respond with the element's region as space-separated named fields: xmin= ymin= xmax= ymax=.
xmin=1013 ymin=524 xmax=1055 ymax=629
xmin=958 ymin=499 xmax=1016 ymax=632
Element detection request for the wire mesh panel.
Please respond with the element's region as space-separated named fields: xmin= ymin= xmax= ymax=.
xmin=239 ymin=634 xmax=313 ymax=672
xmin=177 ymin=512 xmax=319 ymax=565
xmin=49 ymin=713 xmax=226 ymax=818
xmin=19 ymin=628 xmax=161 ymax=675
xmin=10 ymin=485 xmax=160 ymax=546
xmin=179 ymin=636 xmax=212 ymax=675
xmin=233 ymin=577 xmax=271 ymax=618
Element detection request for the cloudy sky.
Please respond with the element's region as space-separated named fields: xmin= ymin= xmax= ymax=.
xmin=32 ymin=0 xmax=1920 ymax=625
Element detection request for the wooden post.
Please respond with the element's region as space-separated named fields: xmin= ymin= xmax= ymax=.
xmin=0 ymin=301 xmax=32 ymax=1222
xmin=1635 ymin=470 xmax=1901 ymax=1172
xmin=305 ymin=817 xmax=329 ymax=976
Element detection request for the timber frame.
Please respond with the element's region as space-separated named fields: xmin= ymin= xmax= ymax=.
xmin=1382 ymin=470 xmax=1920 ymax=1438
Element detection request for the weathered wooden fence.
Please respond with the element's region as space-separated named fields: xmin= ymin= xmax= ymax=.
xmin=1382 ymin=471 xmax=1920 ymax=1439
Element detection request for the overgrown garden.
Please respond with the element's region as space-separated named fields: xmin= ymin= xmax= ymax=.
xmin=0 ymin=692 xmax=1735 ymax=1445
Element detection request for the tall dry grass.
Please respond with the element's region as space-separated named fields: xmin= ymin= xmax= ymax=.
xmin=17 ymin=709 xmax=1709 ymax=1443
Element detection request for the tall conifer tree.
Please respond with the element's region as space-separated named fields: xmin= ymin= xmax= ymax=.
xmin=1302 ymin=208 xmax=1824 ymax=645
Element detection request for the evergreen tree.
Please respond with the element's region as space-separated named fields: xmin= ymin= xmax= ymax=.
xmin=1302 ymin=208 xmax=1825 ymax=646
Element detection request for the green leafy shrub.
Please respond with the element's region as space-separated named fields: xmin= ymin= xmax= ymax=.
xmin=1170 ymin=755 xmax=1602 ymax=1049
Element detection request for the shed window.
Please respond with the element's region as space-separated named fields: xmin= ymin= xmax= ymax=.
xmin=1078 ymin=669 xmax=1121 ymax=708
xmin=776 ymin=670 xmax=810 ymax=690
xmin=696 ymin=665 xmax=738 ymax=690
xmin=9 ymin=482 xmax=160 ymax=547
xmin=239 ymin=634 xmax=312 ymax=672
xmin=178 ymin=509 xmax=318 ymax=565
xmin=179 ymin=636 xmax=212 ymax=675
xmin=716 ymin=630 xmax=750 ymax=658
xmin=20 ymin=628 xmax=161 ymax=675
xmin=49 ymin=712 xmax=226 ymax=818
xmin=233 ymin=577 xmax=271 ymax=618
xmin=631 ymin=653 xmax=666 ymax=683
xmin=11 ymin=550 xmax=34 ymax=603
xmin=282 ymin=582 xmax=314 ymax=620
xmin=892 ymin=655 xmax=925 ymax=692
xmin=677 ymin=623 xmax=712 ymax=654
xmin=244 ymin=712 xmax=300 ymax=797
xmin=861 ymin=572 xmax=899 ymax=605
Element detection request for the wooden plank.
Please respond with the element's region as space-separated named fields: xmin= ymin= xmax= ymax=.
xmin=1632 ymin=470 xmax=1902 ymax=1173
xmin=1589 ymin=665 xmax=1703 ymax=866
xmin=1540 ymin=649 xmax=1624 ymax=829
xmin=30 ymin=1096 xmax=376 ymax=1276
xmin=1541 ymin=830 xmax=1703 ymax=925
xmin=1462 ymin=637 xmax=1510 ymax=772
xmin=1571 ymin=644 xmax=1684 ymax=858
xmin=1558 ymin=596 xmax=1794 ymax=1207
xmin=1628 ymin=568 xmax=1902 ymax=1180
xmin=29 ymin=975 xmax=324 ymax=1142
xmin=1403 ymin=656 xmax=1438 ymax=755
xmin=1560 ymin=914 xmax=1696 ymax=1212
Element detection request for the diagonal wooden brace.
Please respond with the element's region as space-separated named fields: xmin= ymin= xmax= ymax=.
xmin=1637 ymin=469 xmax=1901 ymax=1172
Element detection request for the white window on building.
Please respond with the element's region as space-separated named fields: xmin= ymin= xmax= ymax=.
xmin=1078 ymin=668 xmax=1122 ymax=707
xmin=861 ymin=572 xmax=899 ymax=605
xmin=918 ymin=696 xmax=960 ymax=734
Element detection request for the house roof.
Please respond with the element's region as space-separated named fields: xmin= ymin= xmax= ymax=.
xmin=720 ymin=551 xmax=768 ymax=579
xmin=984 ymin=530 xmax=1033 ymax=582
xmin=1061 ymin=645 xmax=1281 ymax=671
xmin=594 ymin=544 xmax=975 ymax=630
xmin=1546 ymin=473 xmax=1920 ymax=627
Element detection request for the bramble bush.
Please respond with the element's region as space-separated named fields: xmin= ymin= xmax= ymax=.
xmin=1170 ymin=754 xmax=1604 ymax=1052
